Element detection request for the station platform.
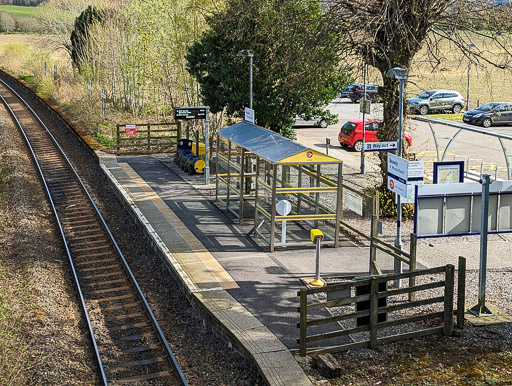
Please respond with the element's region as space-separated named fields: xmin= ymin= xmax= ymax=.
xmin=97 ymin=152 xmax=412 ymax=385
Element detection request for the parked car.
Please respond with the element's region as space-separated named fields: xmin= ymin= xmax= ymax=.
xmin=338 ymin=119 xmax=412 ymax=152
xmin=348 ymin=83 xmax=382 ymax=103
xmin=463 ymin=102 xmax=512 ymax=128
xmin=339 ymin=86 xmax=352 ymax=98
xmin=293 ymin=114 xmax=329 ymax=128
xmin=408 ymin=90 xmax=465 ymax=115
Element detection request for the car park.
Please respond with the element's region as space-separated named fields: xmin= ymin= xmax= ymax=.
xmin=338 ymin=119 xmax=412 ymax=152
xmin=463 ymin=102 xmax=512 ymax=128
xmin=408 ymin=89 xmax=465 ymax=115
xmin=348 ymin=83 xmax=382 ymax=103
xmin=293 ymin=114 xmax=329 ymax=128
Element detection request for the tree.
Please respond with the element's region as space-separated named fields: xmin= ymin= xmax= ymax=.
xmin=69 ymin=6 xmax=105 ymax=69
xmin=186 ymin=0 xmax=349 ymax=133
xmin=0 ymin=11 xmax=16 ymax=33
xmin=327 ymin=0 xmax=512 ymax=197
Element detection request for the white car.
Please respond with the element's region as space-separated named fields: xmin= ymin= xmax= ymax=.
xmin=408 ymin=90 xmax=465 ymax=115
xmin=293 ymin=114 xmax=329 ymax=128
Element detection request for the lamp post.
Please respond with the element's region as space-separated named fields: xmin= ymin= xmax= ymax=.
xmin=360 ymin=63 xmax=368 ymax=174
xmin=385 ymin=66 xmax=409 ymax=285
xmin=237 ymin=49 xmax=254 ymax=109
xmin=466 ymin=43 xmax=476 ymax=111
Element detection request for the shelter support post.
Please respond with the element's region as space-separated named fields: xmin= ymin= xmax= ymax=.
xmin=334 ymin=163 xmax=343 ymax=247
xmin=240 ymin=148 xmax=245 ymax=223
xmin=469 ymin=174 xmax=493 ymax=316
xmin=270 ymin=164 xmax=278 ymax=253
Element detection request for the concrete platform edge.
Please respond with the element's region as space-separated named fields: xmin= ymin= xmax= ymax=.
xmin=97 ymin=153 xmax=311 ymax=386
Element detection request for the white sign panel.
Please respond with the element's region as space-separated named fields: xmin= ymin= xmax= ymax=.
xmin=408 ymin=160 xmax=424 ymax=182
xmin=387 ymin=153 xmax=408 ymax=198
xmin=345 ymin=191 xmax=363 ymax=216
xmin=364 ymin=141 xmax=397 ymax=152
xmin=245 ymin=107 xmax=255 ymax=124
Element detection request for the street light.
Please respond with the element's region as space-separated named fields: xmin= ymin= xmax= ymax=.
xmin=467 ymin=43 xmax=476 ymax=111
xmin=237 ymin=49 xmax=254 ymax=109
xmin=385 ymin=66 xmax=408 ymax=285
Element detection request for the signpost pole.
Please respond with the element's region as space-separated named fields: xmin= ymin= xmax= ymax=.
xmin=394 ymin=77 xmax=405 ymax=287
xmin=204 ymin=107 xmax=210 ymax=184
xmin=469 ymin=174 xmax=493 ymax=316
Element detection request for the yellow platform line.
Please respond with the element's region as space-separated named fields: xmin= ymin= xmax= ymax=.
xmin=119 ymin=162 xmax=239 ymax=290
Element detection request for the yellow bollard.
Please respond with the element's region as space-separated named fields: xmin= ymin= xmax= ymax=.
xmin=310 ymin=229 xmax=325 ymax=287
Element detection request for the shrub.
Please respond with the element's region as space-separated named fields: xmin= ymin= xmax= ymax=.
xmin=0 ymin=11 xmax=16 ymax=33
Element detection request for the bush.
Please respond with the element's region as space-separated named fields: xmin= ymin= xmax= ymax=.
xmin=16 ymin=16 xmax=43 ymax=33
xmin=0 ymin=11 xmax=16 ymax=33
xmin=366 ymin=184 xmax=415 ymax=219
xmin=37 ymin=77 xmax=58 ymax=101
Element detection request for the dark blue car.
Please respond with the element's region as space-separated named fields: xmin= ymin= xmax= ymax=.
xmin=463 ymin=102 xmax=512 ymax=128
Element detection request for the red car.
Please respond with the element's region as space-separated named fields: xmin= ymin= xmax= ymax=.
xmin=338 ymin=119 xmax=412 ymax=152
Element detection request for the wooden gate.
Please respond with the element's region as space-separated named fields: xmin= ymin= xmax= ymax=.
xmin=115 ymin=122 xmax=180 ymax=155
xmin=298 ymin=258 xmax=466 ymax=356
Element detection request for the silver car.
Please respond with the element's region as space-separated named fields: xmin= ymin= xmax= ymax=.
xmin=408 ymin=90 xmax=465 ymax=115
xmin=293 ymin=114 xmax=329 ymax=128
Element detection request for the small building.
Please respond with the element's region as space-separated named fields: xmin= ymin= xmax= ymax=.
xmin=216 ymin=121 xmax=343 ymax=252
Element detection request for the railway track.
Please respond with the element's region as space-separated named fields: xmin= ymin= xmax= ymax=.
xmin=0 ymin=79 xmax=187 ymax=385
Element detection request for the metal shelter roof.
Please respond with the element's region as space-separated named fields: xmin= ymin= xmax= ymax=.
xmin=218 ymin=121 xmax=341 ymax=164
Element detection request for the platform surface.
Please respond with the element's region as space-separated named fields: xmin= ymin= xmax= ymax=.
xmin=101 ymin=153 xmax=477 ymax=385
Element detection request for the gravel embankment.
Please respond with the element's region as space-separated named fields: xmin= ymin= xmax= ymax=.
xmin=0 ymin=71 xmax=263 ymax=385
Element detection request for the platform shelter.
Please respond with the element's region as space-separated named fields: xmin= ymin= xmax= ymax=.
xmin=216 ymin=121 xmax=343 ymax=252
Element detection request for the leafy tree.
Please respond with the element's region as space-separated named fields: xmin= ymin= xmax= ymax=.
xmin=327 ymin=0 xmax=512 ymax=210
xmin=186 ymin=0 xmax=349 ymax=133
xmin=69 ymin=6 xmax=105 ymax=69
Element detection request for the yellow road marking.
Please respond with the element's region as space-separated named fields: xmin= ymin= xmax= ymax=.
xmin=119 ymin=162 xmax=239 ymax=290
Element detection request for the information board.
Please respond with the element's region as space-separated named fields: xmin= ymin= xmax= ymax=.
xmin=174 ymin=107 xmax=207 ymax=120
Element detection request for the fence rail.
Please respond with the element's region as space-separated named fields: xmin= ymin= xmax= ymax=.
xmin=115 ymin=122 xmax=180 ymax=155
xmin=297 ymin=258 xmax=466 ymax=356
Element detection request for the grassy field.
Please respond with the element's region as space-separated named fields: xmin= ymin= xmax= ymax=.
xmin=0 ymin=5 xmax=37 ymax=18
xmin=354 ymin=34 xmax=512 ymax=110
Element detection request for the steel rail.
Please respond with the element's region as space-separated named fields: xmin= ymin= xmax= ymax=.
xmin=0 ymin=78 xmax=187 ymax=385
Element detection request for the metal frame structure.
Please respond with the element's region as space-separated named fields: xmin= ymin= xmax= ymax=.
xmin=413 ymin=116 xmax=512 ymax=179
xmin=216 ymin=121 xmax=343 ymax=252
xmin=413 ymin=180 xmax=512 ymax=238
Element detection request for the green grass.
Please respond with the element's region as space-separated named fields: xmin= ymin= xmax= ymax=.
xmin=0 ymin=5 xmax=36 ymax=18
xmin=410 ymin=112 xmax=464 ymax=122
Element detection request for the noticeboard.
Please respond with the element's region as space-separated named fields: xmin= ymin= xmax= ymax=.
xmin=433 ymin=161 xmax=464 ymax=184
xmin=125 ymin=124 xmax=136 ymax=135
xmin=174 ymin=107 xmax=207 ymax=120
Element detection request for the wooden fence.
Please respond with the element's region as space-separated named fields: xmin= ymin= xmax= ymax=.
xmin=115 ymin=122 xmax=180 ymax=155
xmin=297 ymin=258 xmax=466 ymax=356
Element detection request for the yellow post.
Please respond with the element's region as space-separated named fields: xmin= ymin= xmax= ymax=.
xmin=310 ymin=229 xmax=325 ymax=287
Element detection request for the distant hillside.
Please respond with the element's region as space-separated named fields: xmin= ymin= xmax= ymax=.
xmin=0 ymin=0 xmax=43 ymax=5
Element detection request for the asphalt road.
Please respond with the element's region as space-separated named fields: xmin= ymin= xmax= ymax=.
xmin=295 ymin=98 xmax=512 ymax=181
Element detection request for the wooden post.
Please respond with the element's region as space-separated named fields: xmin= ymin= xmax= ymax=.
xmin=369 ymin=215 xmax=378 ymax=275
xmin=176 ymin=122 xmax=182 ymax=154
xmin=299 ymin=290 xmax=308 ymax=356
xmin=147 ymin=124 xmax=151 ymax=151
xmin=457 ymin=256 xmax=466 ymax=330
xmin=443 ymin=264 xmax=455 ymax=336
xmin=409 ymin=233 xmax=418 ymax=302
xmin=369 ymin=277 xmax=379 ymax=349
xmin=116 ymin=124 xmax=120 ymax=155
